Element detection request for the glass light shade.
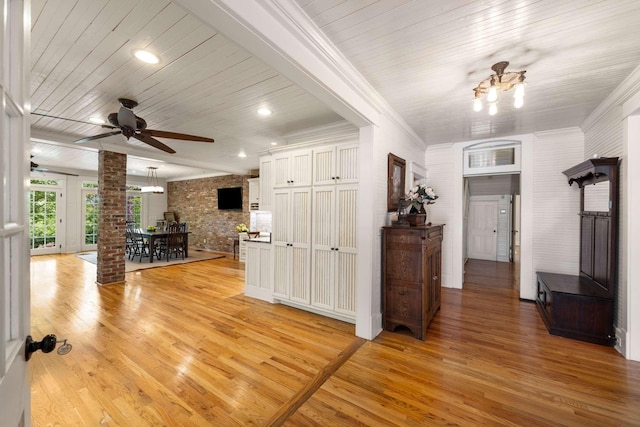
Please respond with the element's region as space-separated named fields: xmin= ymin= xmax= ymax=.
xmin=514 ymin=82 xmax=525 ymax=98
xmin=487 ymin=85 xmax=498 ymax=103
xmin=140 ymin=186 xmax=164 ymax=194
xmin=514 ymin=95 xmax=524 ymax=109
xmin=473 ymin=97 xmax=483 ymax=112
xmin=488 ymin=102 xmax=498 ymax=116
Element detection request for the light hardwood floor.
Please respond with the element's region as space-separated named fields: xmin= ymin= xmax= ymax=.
xmin=30 ymin=255 xmax=640 ymax=426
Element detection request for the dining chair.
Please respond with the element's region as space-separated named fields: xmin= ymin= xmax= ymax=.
xmin=166 ymin=231 xmax=186 ymax=261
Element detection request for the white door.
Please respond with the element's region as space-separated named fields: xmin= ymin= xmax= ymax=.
xmin=468 ymin=199 xmax=498 ymax=260
xmin=1 ymin=0 xmax=31 ymax=424
xmin=29 ymin=182 xmax=63 ymax=255
xmin=82 ymin=189 xmax=99 ymax=251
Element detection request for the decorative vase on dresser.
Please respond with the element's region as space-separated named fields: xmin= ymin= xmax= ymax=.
xmin=382 ymin=224 xmax=444 ymax=340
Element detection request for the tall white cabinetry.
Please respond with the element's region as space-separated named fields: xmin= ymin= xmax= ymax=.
xmin=256 ymin=142 xmax=358 ymax=323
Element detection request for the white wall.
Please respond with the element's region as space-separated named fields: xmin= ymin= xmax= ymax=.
xmin=531 ymin=129 xmax=584 ymax=277
xmin=425 ymin=128 xmax=584 ymax=300
xmin=582 ymin=65 xmax=640 ymax=359
xmin=357 ymin=116 xmax=427 ymax=339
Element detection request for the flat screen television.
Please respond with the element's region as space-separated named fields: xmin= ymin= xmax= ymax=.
xmin=217 ymin=187 xmax=243 ymax=210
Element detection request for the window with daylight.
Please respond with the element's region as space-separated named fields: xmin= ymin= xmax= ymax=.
xmin=126 ymin=194 xmax=142 ymax=228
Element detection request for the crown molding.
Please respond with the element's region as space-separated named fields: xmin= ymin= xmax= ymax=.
xmin=582 ymin=64 xmax=640 ymax=132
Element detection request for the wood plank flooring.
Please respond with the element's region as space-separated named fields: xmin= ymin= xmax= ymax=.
xmin=30 ymin=254 xmax=640 ymax=426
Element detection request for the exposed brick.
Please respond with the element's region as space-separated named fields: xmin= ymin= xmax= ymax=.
xmin=97 ymin=150 xmax=127 ymax=285
xmin=168 ymin=175 xmax=250 ymax=252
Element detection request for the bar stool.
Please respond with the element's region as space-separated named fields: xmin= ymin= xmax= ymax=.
xmin=233 ymin=238 xmax=240 ymax=259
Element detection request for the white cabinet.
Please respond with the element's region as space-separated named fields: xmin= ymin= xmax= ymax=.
xmin=245 ymin=242 xmax=273 ymax=302
xmin=312 ymin=143 xmax=359 ymax=186
xmin=259 ymin=157 xmax=273 ymax=211
xmin=272 ymin=187 xmax=311 ymax=304
xmin=248 ymin=178 xmax=259 ymax=210
xmin=273 ymin=149 xmax=312 ymax=188
xmin=249 ymin=141 xmax=358 ymax=323
xmin=311 ymin=184 xmax=358 ymax=318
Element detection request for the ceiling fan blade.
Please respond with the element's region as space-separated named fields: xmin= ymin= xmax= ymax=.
xmin=31 ymin=112 xmax=117 ymax=129
xmin=133 ymin=133 xmax=176 ymax=154
xmin=74 ymin=131 xmax=122 ymax=144
xmin=32 ymin=167 xmax=79 ymax=177
xmin=140 ymin=129 xmax=214 ymax=143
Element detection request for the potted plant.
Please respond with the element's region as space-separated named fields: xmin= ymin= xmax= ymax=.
xmin=404 ymin=185 xmax=438 ymax=226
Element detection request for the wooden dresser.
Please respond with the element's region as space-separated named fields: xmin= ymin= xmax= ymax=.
xmin=382 ymin=225 xmax=443 ymax=340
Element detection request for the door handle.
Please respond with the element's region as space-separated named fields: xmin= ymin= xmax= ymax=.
xmin=25 ymin=334 xmax=72 ymax=361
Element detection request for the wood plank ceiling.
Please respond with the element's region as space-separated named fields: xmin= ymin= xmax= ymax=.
xmin=29 ymin=0 xmax=345 ymax=178
xmin=30 ymin=0 xmax=640 ymax=177
xmin=296 ymin=0 xmax=640 ymax=144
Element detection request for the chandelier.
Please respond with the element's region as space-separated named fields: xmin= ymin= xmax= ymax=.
xmin=141 ymin=166 xmax=164 ymax=194
xmin=472 ymin=61 xmax=526 ymax=115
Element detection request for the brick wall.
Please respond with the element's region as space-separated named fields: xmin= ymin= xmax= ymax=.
xmin=168 ymin=175 xmax=250 ymax=253
xmin=97 ymin=150 xmax=127 ymax=285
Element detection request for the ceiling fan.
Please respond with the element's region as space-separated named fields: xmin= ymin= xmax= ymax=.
xmin=73 ymin=98 xmax=214 ymax=154
xmin=30 ymin=157 xmax=79 ymax=176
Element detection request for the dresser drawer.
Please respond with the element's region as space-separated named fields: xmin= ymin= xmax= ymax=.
xmin=385 ymin=285 xmax=422 ymax=322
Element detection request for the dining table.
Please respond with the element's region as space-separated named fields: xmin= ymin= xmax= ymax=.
xmin=135 ymin=229 xmax=191 ymax=263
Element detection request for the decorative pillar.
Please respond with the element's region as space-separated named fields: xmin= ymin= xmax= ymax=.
xmin=97 ymin=150 xmax=127 ymax=286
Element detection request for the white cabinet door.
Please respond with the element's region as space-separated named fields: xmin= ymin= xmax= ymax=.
xmin=313 ymin=143 xmax=358 ymax=186
xmin=311 ymin=185 xmax=358 ymax=317
xmin=245 ymin=242 xmax=273 ymax=302
xmin=311 ymin=186 xmax=336 ymax=309
xmin=272 ymin=188 xmax=311 ymax=302
xmin=259 ymin=157 xmax=272 ymax=211
xmin=334 ymin=185 xmax=358 ymax=315
xmin=273 ymin=149 xmax=312 ymax=188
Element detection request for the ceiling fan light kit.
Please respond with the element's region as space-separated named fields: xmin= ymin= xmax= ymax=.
xmin=73 ymin=98 xmax=214 ymax=154
xmin=472 ymin=61 xmax=526 ymax=115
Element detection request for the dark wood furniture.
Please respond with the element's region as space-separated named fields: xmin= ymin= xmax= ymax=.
xmin=136 ymin=229 xmax=190 ymax=263
xmin=536 ymin=157 xmax=619 ymax=346
xmin=382 ymin=224 xmax=443 ymax=340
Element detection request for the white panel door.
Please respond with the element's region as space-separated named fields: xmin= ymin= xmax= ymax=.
xmin=468 ymin=199 xmax=498 ymax=260
xmin=311 ymin=187 xmax=335 ymax=309
xmin=82 ymin=189 xmax=98 ymax=251
xmin=29 ymin=184 xmax=62 ymax=255
xmin=1 ymin=0 xmax=30 ymax=424
xmin=289 ymin=188 xmax=311 ymax=304
xmin=335 ymin=185 xmax=357 ymax=315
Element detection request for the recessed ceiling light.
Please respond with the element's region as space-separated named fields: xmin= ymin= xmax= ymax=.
xmin=238 ymin=151 xmax=247 ymax=158
xmin=270 ymin=142 xmax=278 ymax=146
xmin=257 ymin=108 xmax=272 ymax=116
xmin=134 ymin=50 xmax=159 ymax=64
xmin=89 ymin=117 xmax=105 ymax=124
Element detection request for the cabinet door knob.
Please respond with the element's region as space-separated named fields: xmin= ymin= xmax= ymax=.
xmin=433 ymin=276 xmax=438 ymax=280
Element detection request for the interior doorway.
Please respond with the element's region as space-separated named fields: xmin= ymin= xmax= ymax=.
xmin=463 ymin=174 xmax=520 ymax=291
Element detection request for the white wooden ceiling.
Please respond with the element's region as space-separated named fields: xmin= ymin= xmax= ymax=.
xmin=29 ymin=0 xmax=344 ymax=178
xmin=29 ymin=0 xmax=640 ymax=177
xmin=296 ymin=0 xmax=640 ymax=144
